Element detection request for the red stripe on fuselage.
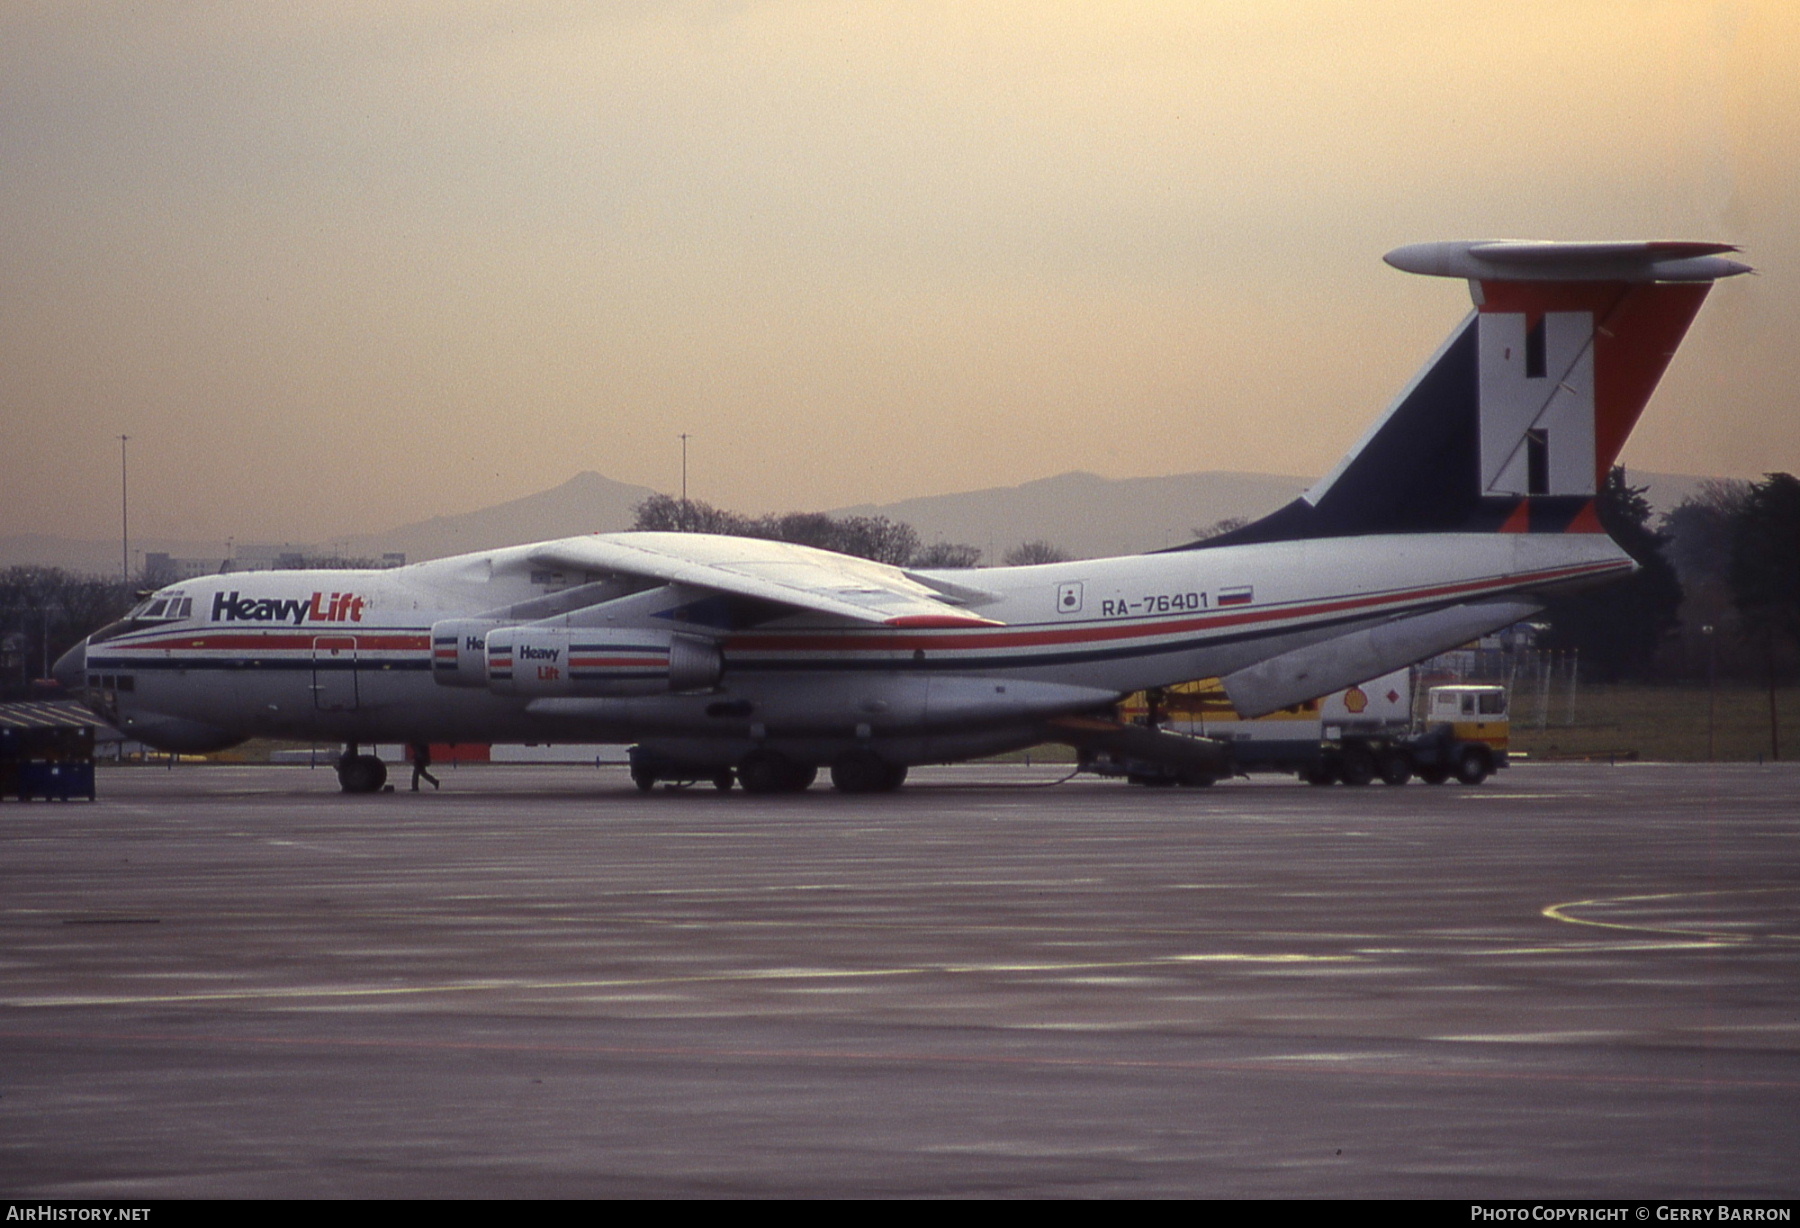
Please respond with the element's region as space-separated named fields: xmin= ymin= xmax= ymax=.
xmin=99 ymin=631 xmax=432 ymax=653
xmin=724 ymin=559 xmax=1625 ymax=656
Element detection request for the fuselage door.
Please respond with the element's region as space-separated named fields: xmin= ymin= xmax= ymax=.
xmin=311 ymin=635 xmax=360 ymax=712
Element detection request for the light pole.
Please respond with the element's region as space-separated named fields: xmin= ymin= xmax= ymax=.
xmin=678 ymin=432 xmax=691 ymax=531
xmin=119 ymin=434 xmax=130 ymax=583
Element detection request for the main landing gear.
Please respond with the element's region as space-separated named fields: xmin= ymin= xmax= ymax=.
xmin=736 ymin=748 xmax=906 ymax=794
xmin=336 ymin=745 xmax=387 ymax=794
xmin=627 ymin=745 xmax=909 ymax=795
xmin=736 ymin=750 xmax=820 ymax=795
xmin=828 ymin=749 xmax=908 ymax=794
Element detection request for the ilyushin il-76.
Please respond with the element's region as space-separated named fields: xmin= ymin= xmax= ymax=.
xmin=57 ymin=240 xmax=1749 ymax=793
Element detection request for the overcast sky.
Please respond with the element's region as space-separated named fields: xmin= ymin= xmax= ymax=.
xmin=3 ymin=1 xmax=1795 ymax=546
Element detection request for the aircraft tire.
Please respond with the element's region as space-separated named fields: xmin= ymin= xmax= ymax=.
xmin=736 ymin=752 xmax=786 ymax=794
xmin=712 ymin=770 xmax=735 ymax=792
xmin=337 ymin=754 xmax=387 ymax=795
xmin=831 ymin=751 xmax=895 ymax=794
xmin=1454 ymin=746 xmax=1491 ymax=786
xmin=1377 ymin=751 xmax=1412 ymax=786
xmin=1177 ymin=771 xmax=1215 ymax=788
xmin=1338 ymin=748 xmax=1376 ymax=787
xmin=739 ymin=751 xmax=814 ymax=795
xmin=632 ymin=768 xmax=658 ymax=793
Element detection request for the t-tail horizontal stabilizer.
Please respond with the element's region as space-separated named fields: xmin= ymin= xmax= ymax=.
xmin=1178 ymin=240 xmax=1750 ymax=550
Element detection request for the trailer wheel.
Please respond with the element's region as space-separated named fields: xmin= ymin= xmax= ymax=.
xmin=1417 ymin=765 xmax=1450 ymax=785
xmin=1377 ymin=751 xmax=1412 ymax=786
xmin=1454 ymin=746 xmax=1491 ymax=786
xmin=1301 ymin=763 xmax=1336 ymax=786
xmin=1338 ymin=747 xmax=1376 ymax=786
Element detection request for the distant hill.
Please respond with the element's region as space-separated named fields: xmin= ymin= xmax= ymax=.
xmin=839 ymin=466 xmax=1721 ymax=561
xmin=355 ymin=468 xmax=1315 ymax=564
xmin=0 ymin=468 xmax=1742 ymax=573
xmin=342 ymin=471 xmax=658 ymax=563
xmin=830 ymin=470 xmax=1310 ymax=561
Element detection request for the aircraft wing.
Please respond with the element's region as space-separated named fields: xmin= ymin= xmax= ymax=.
xmin=526 ymin=533 xmax=1003 ymax=628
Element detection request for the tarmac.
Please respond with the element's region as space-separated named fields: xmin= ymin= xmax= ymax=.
xmin=1 ymin=760 xmax=1796 ymax=1198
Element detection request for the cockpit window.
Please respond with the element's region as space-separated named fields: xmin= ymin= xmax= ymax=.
xmin=90 ymin=594 xmax=193 ymax=643
xmin=129 ymin=595 xmax=190 ymax=621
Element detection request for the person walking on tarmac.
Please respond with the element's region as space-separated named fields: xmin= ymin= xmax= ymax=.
xmin=410 ymin=743 xmax=440 ymax=791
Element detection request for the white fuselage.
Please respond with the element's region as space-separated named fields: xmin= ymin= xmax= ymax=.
xmin=76 ymin=529 xmax=1628 ymax=763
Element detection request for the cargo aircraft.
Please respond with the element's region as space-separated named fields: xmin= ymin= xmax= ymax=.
xmin=57 ymin=240 xmax=1749 ymax=793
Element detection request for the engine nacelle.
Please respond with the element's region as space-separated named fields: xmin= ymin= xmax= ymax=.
xmin=485 ymin=626 xmax=721 ymax=697
xmin=430 ymin=619 xmax=505 ymax=688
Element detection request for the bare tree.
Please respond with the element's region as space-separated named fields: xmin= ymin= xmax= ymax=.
xmin=631 ymin=498 xmax=924 ymax=566
xmin=1002 ymin=540 xmax=1071 ymax=566
xmin=632 ymin=494 xmax=758 ymax=536
xmin=912 ymin=542 xmax=983 ymax=569
xmin=0 ymin=566 xmax=135 ymax=698
xmin=831 ymin=516 xmax=919 ymax=566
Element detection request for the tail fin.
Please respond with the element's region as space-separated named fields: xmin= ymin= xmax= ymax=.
xmin=1180 ymin=240 xmax=1750 ymax=548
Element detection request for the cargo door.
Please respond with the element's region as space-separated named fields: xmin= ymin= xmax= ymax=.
xmin=311 ymin=635 xmax=360 ymax=712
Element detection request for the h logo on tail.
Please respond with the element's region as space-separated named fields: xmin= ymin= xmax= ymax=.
xmin=1177 ymin=239 xmax=1748 ymax=550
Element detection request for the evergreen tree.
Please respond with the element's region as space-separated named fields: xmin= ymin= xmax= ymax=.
xmin=1728 ymin=473 xmax=1800 ymax=758
xmin=1730 ymin=473 xmax=1800 ymax=652
xmin=1536 ymin=468 xmax=1683 ymax=681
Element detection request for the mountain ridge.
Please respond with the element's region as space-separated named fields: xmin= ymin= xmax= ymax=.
xmin=1 ymin=468 xmax=1724 ymax=574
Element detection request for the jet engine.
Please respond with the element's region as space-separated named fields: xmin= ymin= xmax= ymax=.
xmin=484 ymin=626 xmax=721 ymax=697
xmin=429 ymin=619 xmax=502 ymax=688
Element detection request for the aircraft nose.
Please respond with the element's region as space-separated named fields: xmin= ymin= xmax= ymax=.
xmin=52 ymin=637 xmax=87 ymax=692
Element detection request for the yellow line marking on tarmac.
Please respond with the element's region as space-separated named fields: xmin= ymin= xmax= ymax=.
xmin=1542 ymin=887 xmax=1798 ymax=945
xmin=1169 ymin=953 xmax=1358 ymax=963
xmin=3 ymin=952 xmax=1364 ymax=1008
xmin=1467 ymin=941 xmax=1723 ymax=956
